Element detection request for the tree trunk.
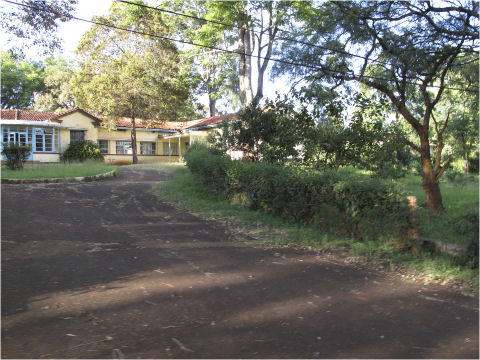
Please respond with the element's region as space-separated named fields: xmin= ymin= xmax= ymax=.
xmin=463 ymin=157 xmax=470 ymax=174
xmin=130 ymin=113 xmax=138 ymax=164
xmin=209 ymin=96 xmax=216 ymax=117
xmin=420 ymin=144 xmax=444 ymax=213
xmin=238 ymin=23 xmax=253 ymax=107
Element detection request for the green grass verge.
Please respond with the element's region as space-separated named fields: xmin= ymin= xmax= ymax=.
xmin=1 ymin=160 xmax=116 ymax=179
xmin=396 ymin=173 xmax=479 ymax=246
xmin=154 ymin=164 xmax=478 ymax=292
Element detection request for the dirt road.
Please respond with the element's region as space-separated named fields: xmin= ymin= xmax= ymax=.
xmin=1 ymin=167 xmax=478 ymax=358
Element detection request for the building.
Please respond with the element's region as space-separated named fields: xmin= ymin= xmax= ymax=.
xmin=0 ymin=108 xmax=236 ymax=163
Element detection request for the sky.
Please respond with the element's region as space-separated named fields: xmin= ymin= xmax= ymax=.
xmin=1 ymin=0 xmax=290 ymax=114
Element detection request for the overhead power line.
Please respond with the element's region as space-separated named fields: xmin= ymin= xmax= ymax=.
xmin=3 ymin=0 xmax=478 ymax=94
xmin=118 ymin=0 xmax=476 ymax=71
xmin=117 ymin=0 xmax=401 ymax=69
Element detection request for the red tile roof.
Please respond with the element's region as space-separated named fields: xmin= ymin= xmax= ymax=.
xmin=1 ymin=109 xmax=59 ymax=122
xmin=1 ymin=109 xmax=236 ymax=131
xmin=106 ymin=113 xmax=236 ymax=131
xmin=184 ymin=113 xmax=236 ymax=130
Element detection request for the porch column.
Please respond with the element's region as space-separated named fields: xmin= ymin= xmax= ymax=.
xmin=178 ymin=135 xmax=181 ymax=162
xmin=168 ymin=138 xmax=171 ymax=161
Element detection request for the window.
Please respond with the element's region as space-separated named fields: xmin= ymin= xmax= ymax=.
xmin=70 ymin=130 xmax=85 ymax=143
xmin=163 ymin=142 xmax=178 ymax=155
xmin=140 ymin=142 xmax=156 ymax=155
xmin=98 ymin=140 xmax=109 ymax=154
xmin=34 ymin=127 xmax=58 ymax=152
xmin=1 ymin=126 xmax=57 ymax=152
xmin=116 ymin=141 xmax=132 ymax=154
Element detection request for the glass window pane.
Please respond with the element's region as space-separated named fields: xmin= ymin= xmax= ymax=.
xmin=140 ymin=142 xmax=156 ymax=155
xmin=98 ymin=140 xmax=108 ymax=154
xmin=2 ymin=128 xmax=8 ymax=144
xmin=45 ymin=134 xmax=53 ymax=151
xmin=116 ymin=141 xmax=132 ymax=154
xmin=70 ymin=130 xmax=84 ymax=143
xmin=36 ymin=134 xmax=44 ymax=151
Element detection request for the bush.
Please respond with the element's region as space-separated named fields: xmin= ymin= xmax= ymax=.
xmin=184 ymin=143 xmax=408 ymax=241
xmin=1 ymin=142 xmax=32 ymax=170
xmin=61 ymin=140 xmax=103 ymax=162
xmin=184 ymin=143 xmax=231 ymax=193
xmin=451 ymin=209 xmax=479 ymax=268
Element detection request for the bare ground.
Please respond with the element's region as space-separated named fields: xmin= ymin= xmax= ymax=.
xmin=1 ymin=167 xmax=478 ymax=359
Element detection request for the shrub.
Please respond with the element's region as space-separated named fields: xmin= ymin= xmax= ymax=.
xmin=1 ymin=143 xmax=32 ymax=170
xmin=451 ymin=209 xmax=479 ymax=268
xmin=332 ymin=179 xmax=408 ymax=239
xmin=184 ymin=143 xmax=408 ymax=242
xmin=184 ymin=143 xmax=231 ymax=193
xmin=61 ymin=140 xmax=103 ymax=162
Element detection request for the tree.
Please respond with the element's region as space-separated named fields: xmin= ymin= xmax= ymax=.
xmin=1 ymin=52 xmax=44 ymax=109
xmin=441 ymin=57 xmax=479 ymax=174
xmin=72 ymin=1 xmax=190 ymax=164
xmin=34 ymin=57 xmax=75 ymax=112
xmin=198 ymin=1 xmax=290 ymax=107
xmin=219 ymin=102 xmax=310 ymax=163
xmin=0 ymin=0 xmax=77 ymax=54
xmin=274 ymin=1 xmax=479 ymax=212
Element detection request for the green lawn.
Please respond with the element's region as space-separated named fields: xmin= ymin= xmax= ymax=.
xmin=1 ymin=160 xmax=116 ymax=179
xmin=397 ymin=173 xmax=479 ymax=246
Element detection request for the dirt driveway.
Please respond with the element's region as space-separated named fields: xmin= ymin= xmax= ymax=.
xmin=1 ymin=167 xmax=478 ymax=359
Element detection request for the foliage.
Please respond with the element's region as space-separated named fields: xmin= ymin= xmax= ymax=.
xmin=0 ymin=0 xmax=77 ymax=54
xmin=350 ymin=93 xmax=413 ymax=178
xmin=183 ymin=143 xmax=231 ymax=193
xmin=397 ymin=173 xmax=479 ymax=248
xmin=218 ymin=102 xmax=311 ymax=163
xmin=184 ymin=143 xmax=408 ymax=241
xmin=441 ymin=56 xmax=479 ymax=174
xmin=60 ymin=140 xmax=103 ymax=162
xmin=1 ymin=142 xmax=32 ymax=170
xmin=72 ymin=1 xmax=191 ymax=164
xmin=273 ymin=1 xmax=479 ymax=212
xmin=155 ymin=163 xmax=479 ymax=289
xmin=162 ymin=1 xmax=240 ymax=115
xmin=193 ymin=1 xmax=292 ymax=107
xmin=1 ymin=52 xmax=44 ymax=109
xmin=34 ymin=57 xmax=75 ymax=111
xmin=451 ymin=208 xmax=479 ymax=268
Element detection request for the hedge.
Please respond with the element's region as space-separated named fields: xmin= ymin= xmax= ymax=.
xmin=184 ymin=143 xmax=409 ymax=241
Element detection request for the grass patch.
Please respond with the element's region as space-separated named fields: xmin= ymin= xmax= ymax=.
xmin=154 ymin=163 xmax=478 ymax=292
xmin=1 ymin=160 xmax=116 ymax=179
xmin=397 ymin=173 xmax=479 ymax=246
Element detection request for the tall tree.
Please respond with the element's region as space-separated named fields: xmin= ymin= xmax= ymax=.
xmin=441 ymin=57 xmax=479 ymax=174
xmin=1 ymin=52 xmax=44 ymax=109
xmin=0 ymin=0 xmax=77 ymax=54
xmin=170 ymin=0 xmax=240 ymax=116
xmin=273 ymin=1 xmax=479 ymax=212
xmin=72 ymin=1 xmax=190 ymax=164
xmin=198 ymin=1 xmax=289 ymax=107
xmin=34 ymin=57 xmax=75 ymax=112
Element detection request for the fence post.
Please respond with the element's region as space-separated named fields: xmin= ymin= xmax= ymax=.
xmin=407 ymin=196 xmax=418 ymax=240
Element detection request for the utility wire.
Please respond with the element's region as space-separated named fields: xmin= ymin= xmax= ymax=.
xmin=118 ymin=0 xmax=400 ymax=69
xmin=118 ymin=0 xmax=477 ymax=71
xmin=3 ymin=0 xmax=478 ymax=93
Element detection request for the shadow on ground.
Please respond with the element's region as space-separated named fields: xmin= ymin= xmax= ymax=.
xmin=1 ymin=167 xmax=478 ymax=359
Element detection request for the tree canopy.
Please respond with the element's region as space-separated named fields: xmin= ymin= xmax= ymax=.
xmin=273 ymin=0 xmax=479 ymax=212
xmin=72 ymin=1 xmax=191 ymax=163
xmin=1 ymin=52 xmax=45 ymax=109
xmin=0 ymin=0 xmax=77 ymax=54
